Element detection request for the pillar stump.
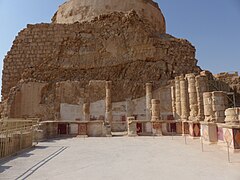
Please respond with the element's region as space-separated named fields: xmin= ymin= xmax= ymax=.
xmin=127 ymin=117 xmax=137 ymax=137
xmin=151 ymin=99 xmax=163 ymax=136
xmin=200 ymin=122 xmax=217 ymax=144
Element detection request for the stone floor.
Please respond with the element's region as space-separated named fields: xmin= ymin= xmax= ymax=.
xmin=0 ymin=136 xmax=240 ymax=180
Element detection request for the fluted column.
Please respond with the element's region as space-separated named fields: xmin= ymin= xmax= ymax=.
xmin=186 ymin=74 xmax=198 ymax=121
xmin=203 ymin=92 xmax=214 ymax=122
xmin=105 ymin=81 xmax=112 ymax=125
xmin=195 ymin=75 xmax=209 ymax=121
xmin=146 ymin=83 xmax=153 ymax=121
xmin=180 ymin=75 xmax=189 ymax=120
xmin=174 ymin=77 xmax=181 ymax=120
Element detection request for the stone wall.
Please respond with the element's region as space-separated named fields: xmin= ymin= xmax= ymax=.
xmin=2 ymin=11 xmax=200 ymax=101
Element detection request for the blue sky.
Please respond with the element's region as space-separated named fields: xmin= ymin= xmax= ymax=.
xmin=0 ymin=0 xmax=239 ymax=89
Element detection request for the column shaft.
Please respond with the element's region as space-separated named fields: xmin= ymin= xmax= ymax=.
xmin=196 ymin=75 xmax=209 ymax=121
xmin=186 ymin=74 xmax=198 ymax=121
xmin=105 ymin=81 xmax=112 ymax=124
xmin=146 ymin=83 xmax=153 ymax=121
xmin=151 ymin=99 xmax=160 ymax=121
xmin=180 ymin=75 xmax=189 ymax=120
xmin=175 ymin=77 xmax=181 ymax=120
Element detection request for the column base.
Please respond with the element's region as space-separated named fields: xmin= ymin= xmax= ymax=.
xmin=200 ymin=122 xmax=217 ymax=144
xmin=189 ymin=121 xmax=201 ymax=138
xmin=182 ymin=121 xmax=189 ymax=135
xmin=151 ymin=121 xmax=164 ymax=136
xmin=103 ymin=123 xmax=112 ymax=137
xmin=127 ymin=121 xmax=137 ymax=137
xmin=217 ymin=123 xmax=240 ymax=152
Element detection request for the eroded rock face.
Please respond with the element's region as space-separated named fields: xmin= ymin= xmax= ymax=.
xmin=52 ymin=0 xmax=166 ymax=34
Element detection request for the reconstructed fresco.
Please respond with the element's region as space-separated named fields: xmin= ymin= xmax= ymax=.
xmin=0 ymin=0 xmax=240 ymax=153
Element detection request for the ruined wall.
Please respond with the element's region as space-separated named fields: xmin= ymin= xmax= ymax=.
xmin=9 ymin=82 xmax=47 ymax=118
xmin=2 ymin=11 xmax=200 ymax=102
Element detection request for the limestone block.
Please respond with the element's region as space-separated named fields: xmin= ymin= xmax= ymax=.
xmin=87 ymin=121 xmax=104 ymax=137
xmin=201 ymin=122 xmax=218 ymax=143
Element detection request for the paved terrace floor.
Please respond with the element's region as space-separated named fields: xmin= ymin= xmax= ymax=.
xmin=0 ymin=136 xmax=240 ymax=180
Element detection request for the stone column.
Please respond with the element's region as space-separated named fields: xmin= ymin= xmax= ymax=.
xmin=203 ymin=91 xmax=227 ymax=123
xmin=83 ymin=88 xmax=90 ymax=121
xmin=186 ymin=74 xmax=198 ymax=121
xmin=212 ymin=91 xmax=227 ymax=123
xmin=83 ymin=102 xmax=90 ymax=121
xmin=174 ymin=77 xmax=181 ymax=120
xmin=151 ymin=99 xmax=162 ymax=136
xmin=203 ymin=92 xmax=214 ymax=122
xmin=151 ymin=99 xmax=160 ymax=121
xmin=146 ymin=83 xmax=153 ymax=121
xmin=105 ymin=81 xmax=112 ymax=125
xmin=179 ymin=75 xmax=189 ymax=120
xmin=195 ymin=75 xmax=209 ymax=121
xmin=171 ymin=86 xmax=176 ymax=119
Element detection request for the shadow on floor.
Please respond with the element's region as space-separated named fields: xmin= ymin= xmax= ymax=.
xmin=15 ymin=146 xmax=68 ymax=179
xmin=0 ymin=145 xmax=49 ymax=166
xmin=0 ymin=165 xmax=11 ymax=173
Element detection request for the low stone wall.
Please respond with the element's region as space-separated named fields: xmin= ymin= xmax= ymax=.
xmin=37 ymin=120 xmax=108 ymax=139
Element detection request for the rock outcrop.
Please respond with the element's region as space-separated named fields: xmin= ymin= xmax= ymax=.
xmin=52 ymin=0 xmax=166 ymax=34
